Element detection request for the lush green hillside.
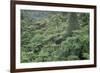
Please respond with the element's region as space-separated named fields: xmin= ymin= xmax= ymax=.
xmin=21 ymin=10 xmax=90 ymax=63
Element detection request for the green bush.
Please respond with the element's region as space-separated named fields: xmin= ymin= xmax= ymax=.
xmin=21 ymin=10 xmax=89 ymax=63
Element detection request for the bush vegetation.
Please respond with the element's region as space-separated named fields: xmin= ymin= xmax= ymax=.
xmin=21 ymin=10 xmax=90 ymax=63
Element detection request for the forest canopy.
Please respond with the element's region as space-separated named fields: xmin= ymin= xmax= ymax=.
xmin=21 ymin=10 xmax=90 ymax=63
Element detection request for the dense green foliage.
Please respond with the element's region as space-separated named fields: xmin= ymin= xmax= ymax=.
xmin=21 ymin=10 xmax=89 ymax=63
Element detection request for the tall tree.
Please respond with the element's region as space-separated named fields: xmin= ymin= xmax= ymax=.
xmin=67 ymin=13 xmax=80 ymax=35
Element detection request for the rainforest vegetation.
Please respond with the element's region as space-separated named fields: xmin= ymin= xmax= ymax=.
xmin=21 ymin=10 xmax=90 ymax=63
